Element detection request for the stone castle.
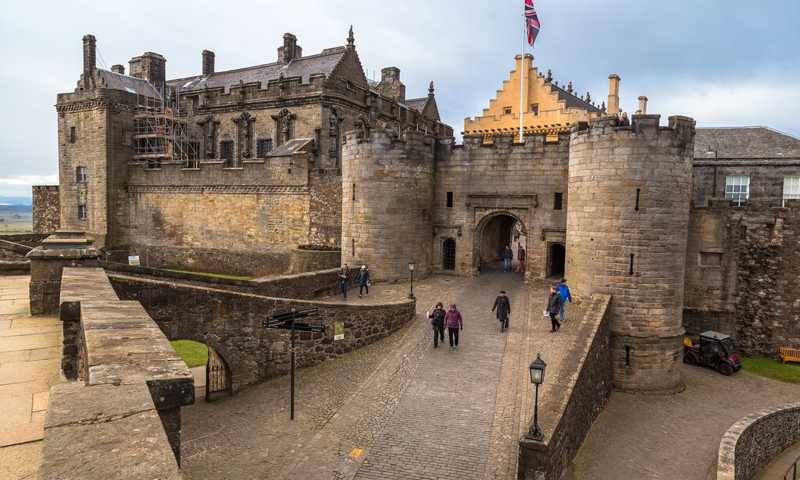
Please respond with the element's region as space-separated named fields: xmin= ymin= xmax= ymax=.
xmin=40 ymin=30 xmax=800 ymax=394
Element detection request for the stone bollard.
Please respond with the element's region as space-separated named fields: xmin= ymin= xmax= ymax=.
xmin=27 ymin=231 xmax=99 ymax=315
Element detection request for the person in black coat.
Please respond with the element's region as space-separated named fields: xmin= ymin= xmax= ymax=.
xmin=492 ymin=290 xmax=512 ymax=332
xmin=428 ymin=302 xmax=446 ymax=348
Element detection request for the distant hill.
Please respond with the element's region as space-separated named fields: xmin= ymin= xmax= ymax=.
xmin=0 ymin=204 xmax=32 ymax=213
xmin=0 ymin=196 xmax=32 ymax=206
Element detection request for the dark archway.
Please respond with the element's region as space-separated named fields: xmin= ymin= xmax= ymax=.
xmin=476 ymin=212 xmax=527 ymax=274
xmin=548 ymin=243 xmax=566 ymax=278
xmin=442 ymin=238 xmax=456 ymax=271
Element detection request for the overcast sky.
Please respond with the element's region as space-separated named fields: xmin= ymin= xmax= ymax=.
xmin=1 ymin=0 xmax=798 ymax=197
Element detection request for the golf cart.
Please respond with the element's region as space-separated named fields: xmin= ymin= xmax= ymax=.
xmin=683 ymin=331 xmax=742 ymax=376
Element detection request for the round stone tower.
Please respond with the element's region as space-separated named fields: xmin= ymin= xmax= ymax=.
xmin=566 ymin=114 xmax=696 ymax=392
xmin=341 ymin=128 xmax=435 ymax=281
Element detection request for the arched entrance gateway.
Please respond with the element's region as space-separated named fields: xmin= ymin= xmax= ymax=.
xmin=475 ymin=212 xmax=528 ymax=274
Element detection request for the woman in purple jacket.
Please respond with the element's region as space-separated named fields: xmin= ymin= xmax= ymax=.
xmin=444 ymin=304 xmax=463 ymax=351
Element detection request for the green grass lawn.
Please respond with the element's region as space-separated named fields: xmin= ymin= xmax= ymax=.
xmin=170 ymin=340 xmax=208 ymax=368
xmin=163 ymin=269 xmax=255 ymax=281
xmin=741 ymin=356 xmax=800 ymax=384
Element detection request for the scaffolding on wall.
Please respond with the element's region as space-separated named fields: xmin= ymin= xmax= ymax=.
xmin=133 ymin=93 xmax=200 ymax=169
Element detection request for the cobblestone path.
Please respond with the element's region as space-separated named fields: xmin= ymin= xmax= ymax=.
xmin=567 ymin=365 xmax=800 ymax=480
xmin=181 ymin=272 xmax=550 ymax=480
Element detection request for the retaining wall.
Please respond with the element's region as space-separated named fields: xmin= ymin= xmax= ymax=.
xmin=107 ymin=273 xmax=416 ymax=389
xmin=518 ymin=293 xmax=613 ymax=480
xmin=717 ymin=402 xmax=800 ymax=480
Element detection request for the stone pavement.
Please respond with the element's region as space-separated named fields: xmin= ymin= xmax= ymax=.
xmin=0 ymin=275 xmax=62 ymax=480
xmin=567 ymin=365 xmax=800 ymax=480
xmin=181 ymin=273 xmax=575 ymax=480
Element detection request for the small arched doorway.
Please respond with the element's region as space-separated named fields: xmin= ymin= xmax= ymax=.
xmin=169 ymin=339 xmax=232 ymax=401
xmin=442 ymin=238 xmax=456 ymax=271
xmin=475 ymin=212 xmax=527 ymax=274
xmin=548 ymin=243 xmax=566 ymax=278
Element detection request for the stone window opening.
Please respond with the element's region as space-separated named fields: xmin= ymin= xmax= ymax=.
xmin=554 ymin=192 xmax=563 ymax=210
xmin=783 ymin=176 xmax=800 ymax=207
xmin=635 ymin=188 xmax=641 ymax=211
xmin=629 ymin=254 xmax=635 ymax=276
xmin=530 ymin=103 xmax=539 ymax=116
xmin=78 ymin=204 xmax=88 ymax=220
xmin=257 ymin=138 xmax=273 ymax=158
xmin=220 ymin=140 xmax=235 ymax=167
xmin=69 ymin=126 xmax=77 ymax=143
xmin=351 ymin=238 xmax=355 ymax=256
xmin=446 ymin=192 xmax=453 ymax=208
xmin=503 ymin=106 xmax=513 ymax=115
xmin=352 ymin=183 xmax=356 ymax=201
xmin=442 ymin=238 xmax=456 ymax=271
xmin=625 ymin=345 xmax=631 ymax=366
xmin=725 ymin=175 xmax=750 ymax=207
xmin=75 ymin=166 xmax=88 ymax=184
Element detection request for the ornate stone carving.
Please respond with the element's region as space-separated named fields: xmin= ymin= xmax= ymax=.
xmin=233 ymin=112 xmax=255 ymax=159
xmin=272 ymin=108 xmax=295 ymax=146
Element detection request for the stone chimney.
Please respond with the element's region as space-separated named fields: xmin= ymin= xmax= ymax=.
xmin=278 ymin=33 xmax=302 ymax=63
xmin=376 ymin=67 xmax=406 ymax=102
xmin=637 ymin=96 xmax=648 ymax=115
xmin=82 ymin=34 xmax=96 ymax=81
xmin=111 ymin=64 xmax=125 ymax=75
xmin=607 ymin=74 xmax=621 ymax=115
xmin=129 ymin=52 xmax=167 ymax=92
xmin=202 ymin=49 xmax=215 ymax=76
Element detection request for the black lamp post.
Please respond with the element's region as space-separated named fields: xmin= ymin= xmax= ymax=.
xmin=408 ymin=259 xmax=416 ymax=299
xmin=526 ymin=353 xmax=546 ymax=441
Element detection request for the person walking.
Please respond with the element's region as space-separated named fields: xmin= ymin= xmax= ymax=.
xmin=338 ymin=265 xmax=350 ymax=300
xmin=444 ymin=304 xmax=463 ymax=350
xmin=357 ymin=265 xmax=371 ymax=298
xmin=557 ymin=278 xmax=572 ymax=323
xmin=516 ymin=243 xmax=526 ymax=273
xmin=492 ymin=290 xmax=512 ymax=332
xmin=428 ymin=302 xmax=446 ymax=348
xmin=547 ymin=287 xmax=562 ymax=332
xmin=502 ymin=245 xmax=513 ymax=272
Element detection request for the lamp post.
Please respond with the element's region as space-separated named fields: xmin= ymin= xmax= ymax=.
xmin=526 ymin=353 xmax=547 ymax=441
xmin=408 ymin=259 xmax=416 ymax=299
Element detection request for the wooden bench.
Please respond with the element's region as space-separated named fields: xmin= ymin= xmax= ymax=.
xmin=779 ymin=347 xmax=800 ymax=364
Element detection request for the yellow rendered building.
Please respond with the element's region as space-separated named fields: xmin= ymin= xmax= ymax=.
xmin=464 ymin=54 xmax=621 ymax=141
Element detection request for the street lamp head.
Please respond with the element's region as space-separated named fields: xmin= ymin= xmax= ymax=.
xmin=529 ymin=353 xmax=546 ymax=385
xmin=408 ymin=259 xmax=416 ymax=272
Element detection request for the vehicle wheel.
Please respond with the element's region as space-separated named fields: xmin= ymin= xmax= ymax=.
xmin=718 ymin=362 xmax=734 ymax=376
xmin=683 ymin=352 xmax=697 ymax=365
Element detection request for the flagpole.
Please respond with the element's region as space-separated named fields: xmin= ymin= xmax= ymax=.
xmin=519 ymin=6 xmax=526 ymax=143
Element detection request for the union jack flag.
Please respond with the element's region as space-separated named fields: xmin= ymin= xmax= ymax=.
xmin=525 ymin=0 xmax=541 ymax=47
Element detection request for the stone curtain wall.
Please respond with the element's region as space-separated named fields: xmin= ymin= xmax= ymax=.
xmin=103 ymin=262 xmax=351 ymax=299
xmin=341 ymin=129 xmax=436 ymax=281
xmin=32 ymin=185 xmax=61 ymax=234
xmin=128 ymin=244 xmax=293 ymax=277
xmin=717 ymin=402 xmax=800 ymax=480
xmin=682 ymin=201 xmax=800 ymax=357
xmin=518 ymin=294 xmax=613 ymax=480
xmin=433 ymin=133 xmax=571 ymax=279
xmin=566 ymin=115 xmax=696 ymax=392
xmin=107 ymin=273 xmax=415 ymax=389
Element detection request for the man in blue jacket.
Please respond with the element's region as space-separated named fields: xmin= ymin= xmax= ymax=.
xmin=557 ymin=278 xmax=572 ymax=322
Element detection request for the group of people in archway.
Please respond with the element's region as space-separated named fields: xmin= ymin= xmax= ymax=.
xmin=500 ymin=243 xmax=526 ymax=273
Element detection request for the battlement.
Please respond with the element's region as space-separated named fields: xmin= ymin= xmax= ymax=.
xmin=572 ymin=114 xmax=696 ymax=143
xmin=342 ymin=127 xmax=436 ymax=150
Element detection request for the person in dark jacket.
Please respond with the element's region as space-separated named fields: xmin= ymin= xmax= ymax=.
xmin=492 ymin=290 xmax=512 ymax=332
xmin=357 ymin=265 xmax=370 ymax=298
xmin=444 ymin=304 xmax=463 ymax=350
xmin=547 ymin=287 xmax=562 ymax=332
xmin=516 ymin=244 xmax=526 ymax=273
xmin=502 ymin=245 xmax=513 ymax=272
xmin=428 ymin=302 xmax=446 ymax=348
xmin=338 ymin=265 xmax=350 ymax=300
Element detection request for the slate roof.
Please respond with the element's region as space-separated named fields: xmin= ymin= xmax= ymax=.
xmin=694 ymin=127 xmax=800 ymax=159
xmin=167 ymin=47 xmax=348 ymax=93
xmin=405 ymin=97 xmax=428 ymax=113
xmin=548 ymin=83 xmax=602 ymax=113
xmin=96 ymin=69 xmax=161 ymax=98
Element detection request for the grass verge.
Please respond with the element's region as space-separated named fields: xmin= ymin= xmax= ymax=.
xmin=170 ymin=339 xmax=208 ymax=368
xmin=741 ymin=356 xmax=800 ymax=384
